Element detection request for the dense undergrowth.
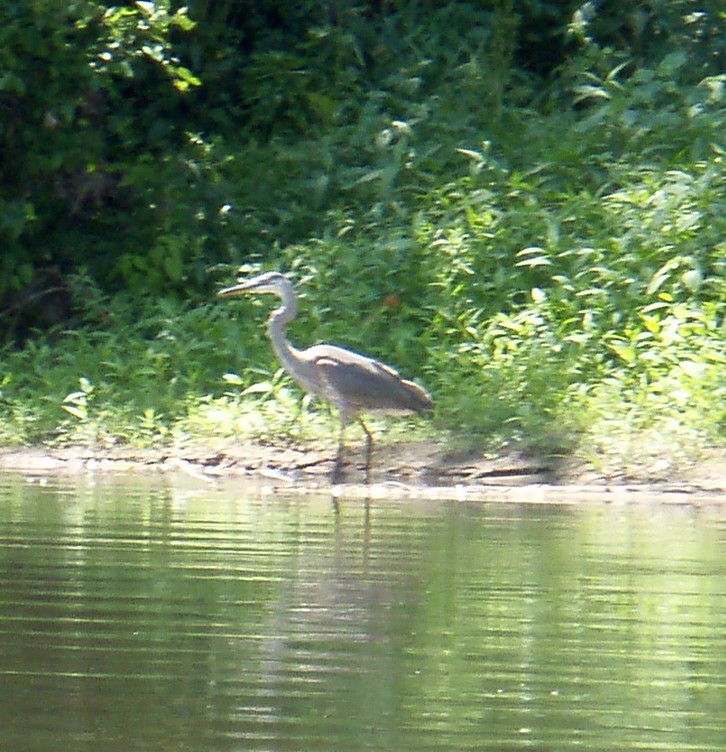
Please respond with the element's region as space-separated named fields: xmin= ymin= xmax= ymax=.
xmin=1 ymin=2 xmax=724 ymax=475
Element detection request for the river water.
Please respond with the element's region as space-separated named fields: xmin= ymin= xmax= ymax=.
xmin=0 ymin=473 xmax=725 ymax=751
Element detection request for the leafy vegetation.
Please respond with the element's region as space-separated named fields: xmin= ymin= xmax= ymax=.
xmin=1 ymin=1 xmax=724 ymax=476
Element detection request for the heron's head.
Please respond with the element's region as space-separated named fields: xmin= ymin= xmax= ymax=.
xmin=218 ymin=271 xmax=291 ymax=300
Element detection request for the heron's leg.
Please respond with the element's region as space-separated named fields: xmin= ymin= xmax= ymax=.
xmin=357 ymin=416 xmax=373 ymax=483
xmin=332 ymin=416 xmax=347 ymax=483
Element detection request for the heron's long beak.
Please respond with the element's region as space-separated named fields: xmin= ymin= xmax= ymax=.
xmin=217 ymin=281 xmax=253 ymax=298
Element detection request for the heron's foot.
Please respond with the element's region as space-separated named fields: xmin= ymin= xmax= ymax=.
xmin=331 ymin=458 xmax=345 ymax=485
xmin=363 ymin=449 xmax=373 ymax=484
xmin=331 ymin=450 xmax=370 ymax=485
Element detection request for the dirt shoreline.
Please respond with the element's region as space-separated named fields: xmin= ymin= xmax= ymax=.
xmin=1 ymin=440 xmax=724 ymax=504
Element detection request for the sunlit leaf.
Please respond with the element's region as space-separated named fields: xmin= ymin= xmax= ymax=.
xmin=455 ymin=148 xmax=484 ymax=161
xmin=242 ymin=382 xmax=274 ymax=396
xmin=63 ymin=391 xmax=87 ymax=403
xmin=681 ymin=269 xmax=703 ymax=292
xmin=61 ymin=404 xmax=86 ymax=420
xmin=531 ymin=287 xmax=546 ymax=303
xmin=515 ymin=257 xmax=551 ymax=268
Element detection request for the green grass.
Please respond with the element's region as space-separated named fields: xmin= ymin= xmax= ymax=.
xmin=0 ymin=224 xmax=722 ymax=476
xmin=1 ymin=19 xmax=725 ymax=477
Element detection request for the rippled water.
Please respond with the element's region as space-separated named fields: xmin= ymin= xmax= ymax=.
xmin=0 ymin=473 xmax=725 ymax=751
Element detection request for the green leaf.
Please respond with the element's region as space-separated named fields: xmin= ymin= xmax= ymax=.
xmin=61 ymin=404 xmax=86 ymax=420
xmin=63 ymin=391 xmax=87 ymax=403
xmin=135 ymin=1 xmax=155 ymax=16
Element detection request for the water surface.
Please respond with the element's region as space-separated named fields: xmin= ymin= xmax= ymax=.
xmin=0 ymin=473 xmax=725 ymax=751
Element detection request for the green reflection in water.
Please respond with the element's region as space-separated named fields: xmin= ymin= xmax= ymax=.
xmin=0 ymin=474 xmax=724 ymax=751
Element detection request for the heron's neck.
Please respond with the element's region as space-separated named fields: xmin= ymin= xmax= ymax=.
xmin=267 ymin=288 xmax=301 ymax=371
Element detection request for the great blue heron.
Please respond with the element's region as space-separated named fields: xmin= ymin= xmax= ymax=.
xmin=218 ymin=271 xmax=433 ymax=481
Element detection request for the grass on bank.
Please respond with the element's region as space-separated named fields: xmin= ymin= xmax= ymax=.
xmin=1 ymin=35 xmax=725 ymax=478
xmin=0 ymin=178 xmax=723 ymax=479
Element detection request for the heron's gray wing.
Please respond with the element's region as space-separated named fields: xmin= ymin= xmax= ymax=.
xmin=309 ymin=345 xmax=433 ymax=413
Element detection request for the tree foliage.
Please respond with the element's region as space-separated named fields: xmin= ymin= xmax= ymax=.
xmin=0 ymin=0 xmax=199 ymax=334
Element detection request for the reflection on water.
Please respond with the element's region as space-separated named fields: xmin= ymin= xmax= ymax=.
xmin=0 ymin=473 xmax=725 ymax=751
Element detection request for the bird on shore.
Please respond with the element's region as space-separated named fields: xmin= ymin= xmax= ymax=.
xmin=218 ymin=271 xmax=433 ymax=482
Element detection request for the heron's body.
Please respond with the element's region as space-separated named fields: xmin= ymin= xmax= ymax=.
xmin=218 ymin=271 xmax=433 ymax=480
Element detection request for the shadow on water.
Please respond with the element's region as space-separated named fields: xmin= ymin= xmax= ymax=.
xmin=0 ymin=471 xmax=725 ymax=751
